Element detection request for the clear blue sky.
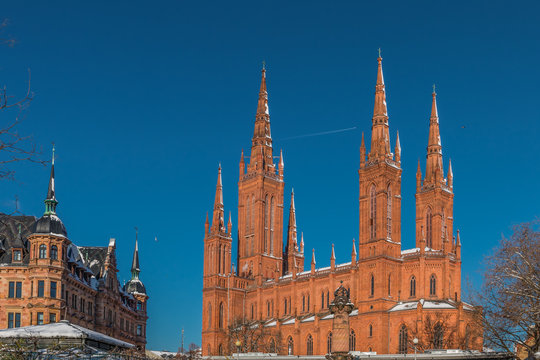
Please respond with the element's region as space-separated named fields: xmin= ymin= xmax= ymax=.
xmin=1 ymin=0 xmax=539 ymax=352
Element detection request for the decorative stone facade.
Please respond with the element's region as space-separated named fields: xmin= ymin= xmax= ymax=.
xmin=202 ymin=57 xmax=482 ymax=356
xmin=0 ymin=156 xmax=148 ymax=349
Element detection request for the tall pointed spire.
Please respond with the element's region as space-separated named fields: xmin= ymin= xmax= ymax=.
xmin=131 ymin=227 xmax=140 ymax=279
xmin=250 ymin=63 xmax=274 ymax=172
xmin=369 ymin=53 xmax=392 ymax=161
xmin=212 ymin=164 xmax=225 ymax=232
xmin=360 ymin=132 xmax=366 ymax=168
xmin=44 ymin=144 xmax=58 ymax=215
xmin=425 ymin=87 xmax=444 ymax=185
xmin=448 ymin=158 xmax=453 ymax=188
xmin=416 ymin=159 xmax=422 ymax=192
xmin=395 ymin=131 xmax=401 ymax=163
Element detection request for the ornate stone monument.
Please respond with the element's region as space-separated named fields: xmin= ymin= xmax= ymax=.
xmin=326 ymin=282 xmax=354 ymax=360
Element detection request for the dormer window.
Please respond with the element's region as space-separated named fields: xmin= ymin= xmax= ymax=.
xmin=13 ymin=250 xmax=22 ymax=262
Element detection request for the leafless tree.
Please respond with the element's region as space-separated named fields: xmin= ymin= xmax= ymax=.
xmin=472 ymin=221 xmax=540 ymax=357
xmin=0 ymin=18 xmax=46 ymax=182
xmin=407 ymin=313 xmax=458 ymax=351
xmin=227 ymin=317 xmax=282 ymax=355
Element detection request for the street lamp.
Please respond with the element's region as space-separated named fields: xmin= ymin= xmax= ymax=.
xmin=235 ymin=340 xmax=242 ymax=360
xmin=413 ymin=338 xmax=419 ymax=360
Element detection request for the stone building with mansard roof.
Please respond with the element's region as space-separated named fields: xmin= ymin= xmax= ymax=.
xmin=0 ymin=151 xmax=149 ymax=349
xmin=202 ymin=57 xmax=482 ymax=356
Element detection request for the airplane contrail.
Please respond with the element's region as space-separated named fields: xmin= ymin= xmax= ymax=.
xmin=279 ymin=126 xmax=357 ymax=141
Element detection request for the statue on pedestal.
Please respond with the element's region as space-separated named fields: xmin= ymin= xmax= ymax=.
xmin=326 ymin=281 xmax=354 ymax=360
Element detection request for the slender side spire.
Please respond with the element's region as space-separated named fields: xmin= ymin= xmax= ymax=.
xmin=250 ymin=64 xmax=274 ymax=172
xmin=330 ymin=243 xmax=336 ymax=270
xmin=131 ymin=227 xmax=140 ymax=280
xmin=239 ymin=149 xmax=245 ymax=177
xmin=311 ymin=248 xmax=316 ymax=265
xmin=211 ymin=164 xmax=225 ymax=232
xmin=395 ymin=131 xmax=401 ymax=163
xmin=286 ymin=189 xmax=297 ymax=250
xmin=44 ymin=144 xmax=58 ymax=215
xmin=369 ymin=54 xmax=392 ymax=161
xmin=425 ymin=87 xmax=444 ymax=185
xmin=448 ymin=158 xmax=453 ymax=188
xmin=331 ymin=243 xmax=336 ymax=260
xmin=416 ymin=159 xmax=422 ymax=192
xmin=279 ymin=149 xmax=284 ymax=178
xmin=300 ymin=232 xmax=304 ymax=253
xmin=360 ymin=132 xmax=366 ymax=168
xmin=227 ymin=211 xmax=232 ymax=235
xmin=351 ymin=238 xmax=357 ymax=265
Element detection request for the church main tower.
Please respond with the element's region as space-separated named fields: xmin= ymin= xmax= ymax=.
xmin=237 ymin=66 xmax=285 ymax=282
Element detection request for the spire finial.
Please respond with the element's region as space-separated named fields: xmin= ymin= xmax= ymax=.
xmin=432 ymin=84 xmax=436 ymax=94
xmin=378 ymin=48 xmax=381 ymax=58
xmin=52 ymin=142 xmax=55 ymax=165
xmin=131 ymin=226 xmax=141 ymax=277
xmin=262 ymin=60 xmax=266 ymax=71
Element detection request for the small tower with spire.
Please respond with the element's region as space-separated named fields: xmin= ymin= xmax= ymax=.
xmin=415 ymin=87 xmax=455 ymax=252
xmin=283 ymin=189 xmax=304 ymax=275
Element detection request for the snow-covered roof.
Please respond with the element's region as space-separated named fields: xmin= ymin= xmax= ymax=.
xmin=350 ymin=309 xmax=358 ymax=316
xmin=264 ymin=320 xmax=276 ymax=327
xmin=401 ymin=248 xmax=419 ymax=255
xmin=0 ymin=320 xmax=134 ymax=348
xmin=321 ymin=313 xmax=334 ymax=320
xmin=282 ymin=317 xmax=295 ymax=325
xmin=389 ymin=301 xmax=418 ymax=312
xmin=423 ymin=301 xmax=455 ymax=310
xmin=301 ymin=316 xmax=315 ymax=323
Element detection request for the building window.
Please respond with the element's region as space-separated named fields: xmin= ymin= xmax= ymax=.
xmin=270 ymin=196 xmax=275 ymax=255
xmin=370 ymin=274 xmax=375 ymax=296
xmin=284 ymin=298 xmax=288 ymax=314
xmin=50 ymin=281 xmax=57 ymax=298
xmin=37 ymin=280 xmax=44 ymax=298
xmin=208 ymin=303 xmax=212 ymax=329
xmin=8 ymin=313 xmax=21 ymax=328
xmin=251 ymin=196 xmax=255 ymax=235
xmin=218 ymin=344 xmax=223 ymax=356
xmin=388 ymin=274 xmax=392 ymax=296
xmin=349 ymin=330 xmax=356 ymax=351
xmin=302 ymin=295 xmax=305 ymax=312
xmin=426 ymin=207 xmax=433 ymax=248
xmin=218 ymin=302 xmax=224 ymax=329
xmin=251 ymin=304 xmax=254 ymax=319
xmin=88 ymin=302 xmax=93 ymax=316
xmin=370 ymin=185 xmax=377 ymax=239
xmin=430 ymin=274 xmax=437 ymax=296
xmin=321 ymin=291 xmax=325 ymax=309
xmin=410 ymin=276 xmax=416 ymax=297
xmin=37 ymin=312 xmax=44 ymax=325
xmin=369 ymin=324 xmax=373 ymax=337
xmin=327 ymin=332 xmax=333 ymax=354
xmin=269 ymin=338 xmax=276 ymax=353
xmin=267 ymin=301 xmax=270 ymax=317
xmin=137 ymin=324 xmax=142 ymax=336
xmin=307 ymin=294 xmax=310 ymax=311
xmin=13 ymin=250 xmax=22 ymax=262
xmin=264 ymin=194 xmax=268 ymax=254
xmin=399 ymin=325 xmax=408 ymax=353
xmin=72 ymin=294 xmax=77 ymax=309
xmin=50 ymin=245 xmax=58 ymax=260
xmin=137 ymin=301 xmax=142 ymax=310
xmin=287 ymin=336 xmax=294 ymax=355
xmin=307 ymin=334 xmax=313 ymax=355
xmin=326 ymin=291 xmax=329 ymax=308
xmin=50 ymin=313 xmax=57 ymax=323
xmin=434 ymin=323 xmax=444 ymax=348
xmin=39 ymin=244 xmax=47 ymax=259
xmin=387 ymin=185 xmax=392 ymax=239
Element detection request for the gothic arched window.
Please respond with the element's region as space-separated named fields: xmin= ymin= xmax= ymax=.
xmin=326 ymin=291 xmax=330 ymax=308
xmin=287 ymin=336 xmax=294 ymax=355
xmin=387 ymin=185 xmax=392 ymax=239
xmin=307 ymin=294 xmax=310 ymax=311
xmin=284 ymin=298 xmax=288 ymax=314
xmin=410 ymin=276 xmax=416 ymax=297
xmin=434 ymin=323 xmax=444 ymax=349
xmin=50 ymin=245 xmax=58 ymax=260
xmin=251 ymin=196 xmax=255 ymax=234
xmin=430 ymin=274 xmax=437 ymax=296
xmin=321 ymin=291 xmax=325 ymax=309
xmin=464 ymin=324 xmax=471 ymax=350
xmin=370 ymin=185 xmax=377 ymax=239
xmin=208 ymin=303 xmax=212 ymax=329
xmin=307 ymin=334 xmax=313 ymax=355
xmin=218 ymin=302 xmax=224 ymax=329
xmin=369 ymin=324 xmax=373 ymax=337
xmin=246 ymin=196 xmax=250 ymax=233
xmin=264 ymin=194 xmax=269 ymax=254
xmin=218 ymin=344 xmax=223 ymax=356
xmin=388 ymin=274 xmax=392 ymax=296
xmin=267 ymin=301 xmax=270 ymax=317
xmin=370 ymin=274 xmax=375 ymax=296
xmin=426 ymin=207 xmax=433 ymax=248
xmin=302 ymin=295 xmax=306 ymax=312
xmin=269 ymin=338 xmax=276 ymax=353
xmin=270 ymin=196 xmax=275 ymax=255
xmin=398 ymin=325 xmax=408 ymax=354
xmin=327 ymin=332 xmax=333 ymax=354
xmin=39 ymin=244 xmax=47 ymax=259
xmin=349 ymin=330 xmax=356 ymax=351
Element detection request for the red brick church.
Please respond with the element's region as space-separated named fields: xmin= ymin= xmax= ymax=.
xmin=202 ymin=56 xmax=482 ymax=356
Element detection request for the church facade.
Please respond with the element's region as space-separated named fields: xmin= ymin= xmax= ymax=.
xmin=0 ymin=156 xmax=149 ymax=349
xmin=202 ymin=57 xmax=482 ymax=356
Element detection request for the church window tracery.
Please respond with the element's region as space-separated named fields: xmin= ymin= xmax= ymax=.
xmin=410 ymin=276 xmax=416 ymax=297
xmin=370 ymin=185 xmax=377 ymax=239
